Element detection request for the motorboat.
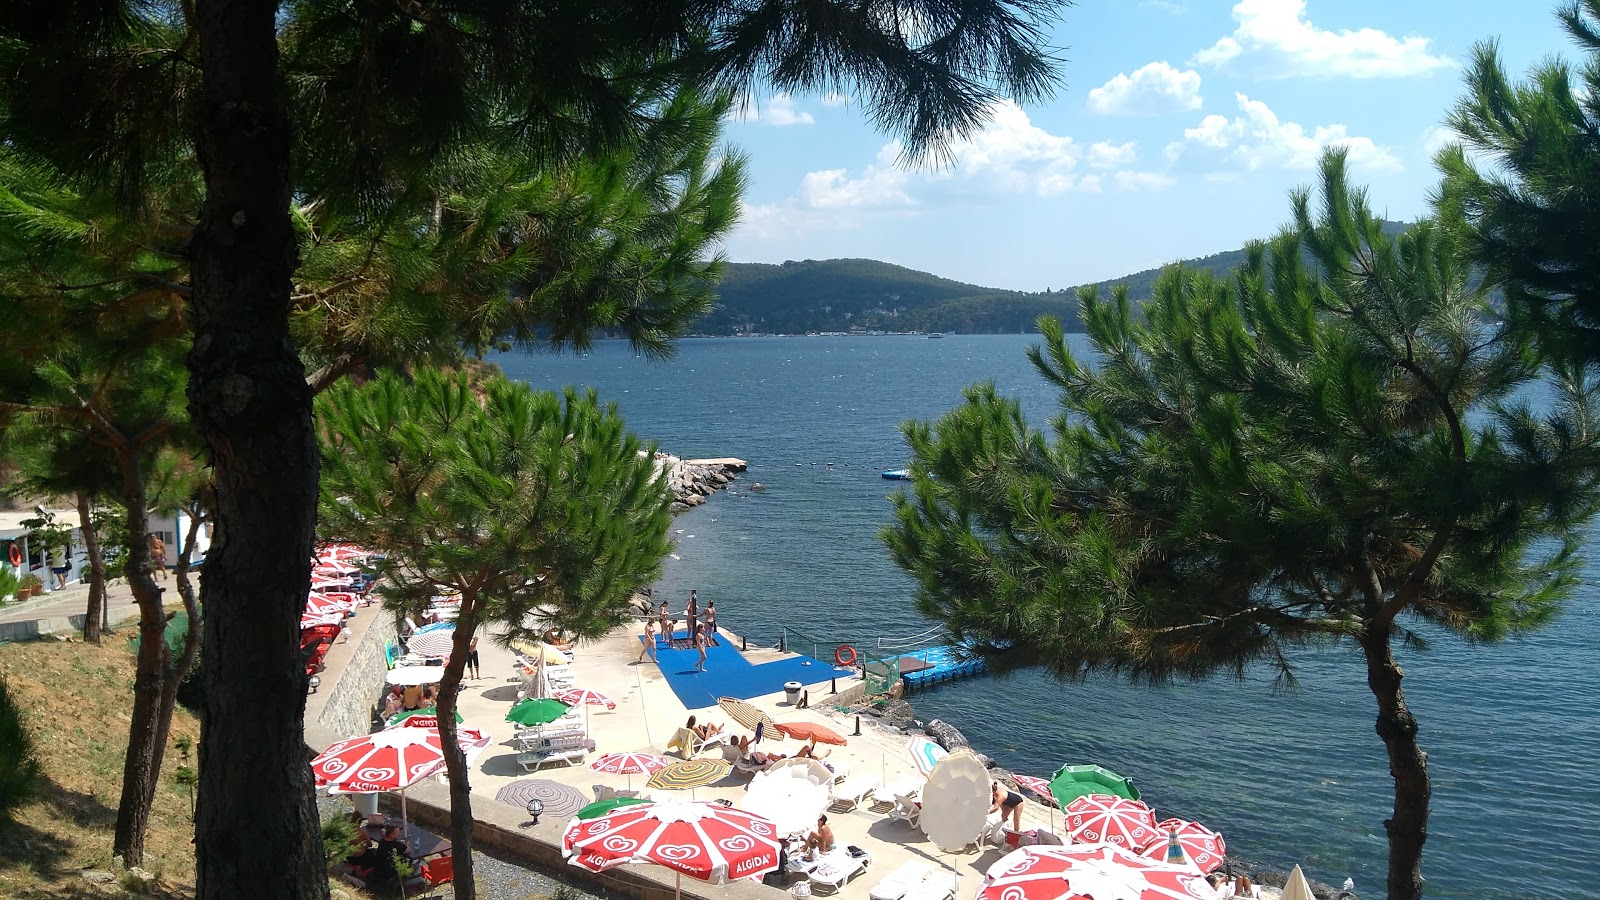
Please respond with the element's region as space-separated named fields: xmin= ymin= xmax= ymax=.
xmin=881 ymin=469 xmax=910 ymax=480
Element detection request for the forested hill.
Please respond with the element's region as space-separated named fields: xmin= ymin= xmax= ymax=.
xmin=698 ymin=221 xmax=1410 ymax=335
xmin=695 ymin=258 xmax=1078 ymax=335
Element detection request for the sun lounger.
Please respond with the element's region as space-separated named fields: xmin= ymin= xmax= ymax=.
xmin=872 ymin=775 xmax=925 ymax=808
xmin=805 ymin=847 xmax=871 ymax=893
xmin=665 ymin=727 xmax=726 ymax=759
xmin=517 ymin=746 xmax=589 ymax=772
xmin=822 ymin=759 xmax=850 ymax=784
xmin=516 ymin=731 xmax=594 ymax=753
xmin=902 ymin=873 xmax=958 ymax=900
xmin=869 ymin=862 xmax=933 ymax=900
xmin=887 ymin=794 xmax=921 ymax=828
xmin=831 ymin=775 xmax=880 ymax=812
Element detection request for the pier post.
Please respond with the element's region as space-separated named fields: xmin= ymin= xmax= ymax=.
xmin=854 ymin=716 xmax=861 ymax=736
xmin=830 ymin=677 xmax=837 ymax=694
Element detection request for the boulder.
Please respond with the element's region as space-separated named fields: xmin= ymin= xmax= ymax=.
xmin=925 ymin=718 xmax=971 ymax=751
xmin=869 ymin=699 xmax=917 ymax=729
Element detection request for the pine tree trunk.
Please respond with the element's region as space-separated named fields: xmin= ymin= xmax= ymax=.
xmin=189 ymin=1 xmax=326 ymax=897
xmin=1362 ymin=628 xmax=1430 ymax=900
xmin=77 ymin=491 xmax=105 ymax=644
xmin=112 ymin=448 xmax=173 ymax=866
xmin=435 ymin=599 xmax=479 ymax=900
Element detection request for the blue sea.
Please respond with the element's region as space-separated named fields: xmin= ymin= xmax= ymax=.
xmin=498 ymin=334 xmax=1599 ymax=899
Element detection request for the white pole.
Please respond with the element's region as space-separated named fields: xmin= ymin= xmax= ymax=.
xmin=638 ymin=663 xmax=653 ymax=748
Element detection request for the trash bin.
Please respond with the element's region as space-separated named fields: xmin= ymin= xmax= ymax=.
xmin=784 ymin=681 xmax=803 ymax=705
xmin=351 ymin=792 xmax=379 ymax=817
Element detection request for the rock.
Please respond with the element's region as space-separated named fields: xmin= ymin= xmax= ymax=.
xmin=869 ymin=699 xmax=916 ymax=729
xmin=926 ymin=718 xmax=970 ymax=751
xmin=971 ymin=753 xmax=995 ymax=769
xmin=987 ymin=767 xmax=1017 ymax=790
xmin=670 ymin=502 xmax=691 ymax=514
xmin=79 ymin=870 xmax=115 ymax=884
xmin=751 ymin=482 xmax=764 ymax=491
xmin=685 ymin=493 xmax=705 ymax=506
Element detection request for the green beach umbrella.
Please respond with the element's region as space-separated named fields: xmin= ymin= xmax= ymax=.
xmin=575 ymin=797 xmax=650 ymax=820
xmin=506 ymin=697 xmax=572 ymax=727
xmin=1048 ymin=763 xmax=1141 ymax=808
xmin=385 ymin=706 xmax=463 ymax=729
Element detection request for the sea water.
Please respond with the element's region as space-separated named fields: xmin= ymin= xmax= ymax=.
xmin=498 ymin=334 xmax=1599 ymax=899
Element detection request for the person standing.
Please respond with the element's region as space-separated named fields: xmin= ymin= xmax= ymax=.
xmin=657 ymin=599 xmax=672 ymax=647
xmin=693 ymin=623 xmax=708 ymax=673
xmin=686 ymin=589 xmax=699 ymax=641
xmin=148 ymin=532 xmax=168 ymax=580
xmin=466 ymin=633 xmax=481 ymax=680
xmin=704 ymin=600 xmax=718 ymax=646
xmin=638 ymin=617 xmax=658 ymax=663
xmin=47 ymin=551 xmax=69 ymax=589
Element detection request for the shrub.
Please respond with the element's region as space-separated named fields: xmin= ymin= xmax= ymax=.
xmin=0 ymin=675 xmax=42 ymax=820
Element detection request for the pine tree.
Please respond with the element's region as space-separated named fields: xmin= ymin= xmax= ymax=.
xmin=884 ymin=152 xmax=1600 ymax=900
xmin=317 ymin=368 xmax=674 ymax=898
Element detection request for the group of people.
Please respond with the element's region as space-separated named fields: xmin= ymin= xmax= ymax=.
xmin=637 ymin=588 xmax=719 ymax=671
xmin=382 ymin=682 xmax=437 ymax=718
xmin=343 ymin=817 xmax=411 ymax=885
xmin=1205 ymin=873 xmax=1257 ymax=898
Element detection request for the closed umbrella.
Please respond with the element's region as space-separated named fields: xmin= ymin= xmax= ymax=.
xmin=591 ymin=751 xmax=671 ymax=790
xmin=564 ymin=801 xmax=782 ymax=900
xmin=906 ymin=734 xmax=949 ymax=776
xmin=495 ymin=779 xmax=589 ymax=819
xmin=717 ymin=696 xmax=776 ymax=734
xmin=773 ymin=720 xmax=848 ymax=745
xmin=921 ymin=748 xmax=991 ymax=852
xmin=1139 ymin=819 xmax=1226 ymax=875
xmin=977 ymin=844 xmax=1220 ymax=900
xmin=506 ymin=697 xmax=572 ymax=727
xmin=1063 ymin=794 xmax=1160 ymax=850
xmin=1281 ymin=865 xmax=1315 ymax=900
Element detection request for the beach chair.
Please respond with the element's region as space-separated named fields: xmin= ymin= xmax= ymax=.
xmin=869 ymin=862 xmax=932 ymax=900
xmin=516 ymin=746 xmax=588 ymax=772
xmin=888 ymin=794 xmax=921 ymax=828
xmin=872 ymin=775 xmax=925 ymax=809
xmin=822 ymin=759 xmax=850 ymax=784
xmin=830 ymin=775 xmax=880 ymax=812
xmin=806 ymin=847 xmax=871 ymax=894
xmin=666 ymin=726 xmax=726 ymax=759
xmin=902 ymin=873 xmax=958 ymax=900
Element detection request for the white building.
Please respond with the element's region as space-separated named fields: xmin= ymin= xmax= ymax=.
xmin=1 ymin=506 xmax=211 ymax=597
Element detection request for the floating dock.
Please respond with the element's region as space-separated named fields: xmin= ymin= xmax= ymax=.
xmin=895 ymin=644 xmax=987 ymax=690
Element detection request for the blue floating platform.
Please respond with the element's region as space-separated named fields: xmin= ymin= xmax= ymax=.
xmin=645 ymin=630 xmax=854 ymax=711
xmin=897 ymin=644 xmax=987 ymax=690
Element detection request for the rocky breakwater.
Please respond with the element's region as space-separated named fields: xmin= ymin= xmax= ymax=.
xmin=658 ymin=454 xmax=747 ymax=512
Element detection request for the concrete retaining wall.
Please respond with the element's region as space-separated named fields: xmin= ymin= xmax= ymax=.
xmin=315 ymin=611 xmax=397 ymax=739
xmin=0 ymin=613 xmax=85 ymax=644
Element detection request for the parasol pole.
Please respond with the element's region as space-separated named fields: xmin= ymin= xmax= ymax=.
xmin=638 ymin=663 xmax=653 ymax=748
xmin=675 ymin=870 xmax=682 ymax=900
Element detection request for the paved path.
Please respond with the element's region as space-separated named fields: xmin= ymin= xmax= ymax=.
xmin=0 ymin=577 xmax=148 ymax=627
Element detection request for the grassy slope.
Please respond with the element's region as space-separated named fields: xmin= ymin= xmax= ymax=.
xmin=0 ymin=633 xmax=198 ymax=898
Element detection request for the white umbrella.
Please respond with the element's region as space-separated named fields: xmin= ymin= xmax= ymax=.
xmin=741 ymin=761 xmax=832 ymax=836
xmin=386 ymin=665 xmax=445 ymax=686
xmin=406 ymin=628 xmax=456 ymax=658
xmin=920 ymin=748 xmax=991 ymax=852
xmin=1281 ymin=865 xmax=1315 ymax=900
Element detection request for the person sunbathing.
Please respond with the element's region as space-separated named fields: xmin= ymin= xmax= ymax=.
xmin=801 ymin=814 xmax=835 ymax=858
xmin=685 ymin=715 xmax=723 ymax=742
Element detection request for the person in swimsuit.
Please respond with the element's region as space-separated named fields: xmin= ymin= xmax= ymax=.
xmin=658 ymin=600 xmax=671 ymax=646
xmin=638 ymin=617 xmax=657 ymax=663
xmin=802 ymin=814 xmax=835 ymax=857
xmin=686 ymin=590 xmax=699 ymax=641
xmin=466 ymin=633 xmax=481 ymax=679
xmin=693 ymin=625 xmax=708 ymax=672
xmin=704 ymin=600 xmax=718 ymax=646
xmin=992 ymin=782 xmax=1024 ymax=831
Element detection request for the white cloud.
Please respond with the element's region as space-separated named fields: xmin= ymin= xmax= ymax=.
xmin=1140 ymin=0 xmax=1187 ymax=12
xmin=733 ymin=93 xmax=816 ymax=126
xmin=1113 ymin=171 xmax=1177 ymax=191
xmin=1086 ymin=63 xmax=1204 ymax=116
xmin=1193 ymin=0 xmax=1452 ymax=79
xmin=738 ymin=101 xmax=1137 ymax=237
xmin=1087 ymin=141 xmax=1139 ymax=169
xmin=1166 ymin=93 xmax=1402 ymax=173
xmin=820 ymin=92 xmax=851 ymax=107
xmin=1420 ymin=124 xmax=1460 ymax=158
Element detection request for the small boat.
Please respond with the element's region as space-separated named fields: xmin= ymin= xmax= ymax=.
xmin=928 ymin=332 xmax=944 ymax=339
xmin=881 ymin=469 xmax=911 ymax=480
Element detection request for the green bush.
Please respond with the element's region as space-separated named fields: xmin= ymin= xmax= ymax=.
xmin=0 ymin=675 xmax=42 ymax=820
xmin=321 ymin=814 xmax=360 ymax=865
xmin=0 ymin=565 xmax=18 ymax=602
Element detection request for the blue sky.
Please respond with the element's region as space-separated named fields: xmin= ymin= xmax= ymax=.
xmin=718 ymin=0 xmax=1560 ymax=290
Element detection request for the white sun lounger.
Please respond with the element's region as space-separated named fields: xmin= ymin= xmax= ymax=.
xmin=869 ymin=862 xmax=933 ymax=900
xmin=902 ymin=873 xmax=958 ymax=900
xmin=872 ymin=775 xmax=925 ymax=807
xmin=806 ymin=848 xmax=871 ymax=894
xmin=831 ymin=775 xmax=880 ymax=811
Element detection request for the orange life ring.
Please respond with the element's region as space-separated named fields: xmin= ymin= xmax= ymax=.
xmin=6 ymin=543 xmax=20 ymax=566
xmin=835 ymin=644 xmax=858 ymax=667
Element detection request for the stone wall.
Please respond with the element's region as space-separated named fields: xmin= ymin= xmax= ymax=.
xmin=315 ymin=611 xmax=397 ymax=739
xmin=0 ymin=613 xmax=85 ymax=644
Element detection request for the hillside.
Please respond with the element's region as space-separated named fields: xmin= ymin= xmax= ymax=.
xmin=701 ymin=221 xmax=1412 ymax=335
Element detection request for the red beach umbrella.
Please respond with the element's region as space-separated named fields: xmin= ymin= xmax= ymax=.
xmin=311 ymin=726 xmax=491 ymax=793
xmin=1064 ymin=794 xmax=1160 ymax=850
xmin=590 ymin=750 xmax=670 ymax=790
xmin=555 ymin=687 xmax=617 ymax=710
xmin=1013 ymin=774 xmax=1058 ymax=807
xmin=977 ymin=844 xmax=1220 ymax=900
xmin=563 ymin=801 xmax=782 ymax=899
xmin=1139 ymin=819 xmax=1227 ymax=875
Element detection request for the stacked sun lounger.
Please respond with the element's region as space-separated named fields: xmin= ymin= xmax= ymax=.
xmin=869 ymin=862 xmax=933 ymax=900
xmin=515 ymin=722 xmax=595 ymax=771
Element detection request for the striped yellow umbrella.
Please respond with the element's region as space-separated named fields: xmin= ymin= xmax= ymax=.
xmin=646 ymin=758 xmax=732 ymax=793
xmin=717 ymin=697 xmax=779 ymax=736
